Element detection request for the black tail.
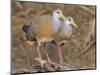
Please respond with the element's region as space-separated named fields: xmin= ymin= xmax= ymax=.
xmin=22 ymin=25 xmax=30 ymax=33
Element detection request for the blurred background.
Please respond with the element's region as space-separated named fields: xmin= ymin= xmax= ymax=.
xmin=11 ymin=0 xmax=96 ymax=73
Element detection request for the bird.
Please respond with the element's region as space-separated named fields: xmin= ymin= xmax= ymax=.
xmin=22 ymin=9 xmax=66 ymax=65
xmin=51 ymin=16 xmax=78 ymax=65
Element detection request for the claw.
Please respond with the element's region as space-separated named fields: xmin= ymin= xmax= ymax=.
xmin=35 ymin=57 xmax=47 ymax=67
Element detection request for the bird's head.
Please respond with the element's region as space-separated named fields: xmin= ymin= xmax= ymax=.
xmin=52 ymin=9 xmax=66 ymax=21
xmin=65 ymin=16 xmax=78 ymax=28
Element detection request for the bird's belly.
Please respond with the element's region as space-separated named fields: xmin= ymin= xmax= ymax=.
xmin=38 ymin=37 xmax=53 ymax=43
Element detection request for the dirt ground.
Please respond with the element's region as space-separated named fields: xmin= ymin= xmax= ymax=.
xmin=11 ymin=0 xmax=96 ymax=74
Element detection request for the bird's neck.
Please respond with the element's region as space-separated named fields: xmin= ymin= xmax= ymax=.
xmin=52 ymin=16 xmax=62 ymax=32
xmin=63 ymin=21 xmax=72 ymax=34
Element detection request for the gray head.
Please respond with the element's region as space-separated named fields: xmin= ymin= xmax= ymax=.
xmin=65 ymin=16 xmax=78 ymax=28
xmin=52 ymin=9 xmax=66 ymax=21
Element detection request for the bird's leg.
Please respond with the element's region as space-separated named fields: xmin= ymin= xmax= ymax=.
xmin=58 ymin=45 xmax=64 ymax=65
xmin=35 ymin=43 xmax=50 ymax=67
xmin=44 ymin=43 xmax=56 ymax=65
xmin=44 ymin=44 xmax=52 ymax=63
xmin=36 ymin=43 xmax=42 ymax=59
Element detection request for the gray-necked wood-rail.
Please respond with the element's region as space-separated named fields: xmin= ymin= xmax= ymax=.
xmin=52 ymin=16 xmax=78 ymax=65
xmin=22 ymin=9 xmax=66 ymax=65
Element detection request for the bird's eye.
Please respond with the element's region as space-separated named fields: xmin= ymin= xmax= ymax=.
xmin=57 ymin=11 xmax=60 ymax=14
xmin=68 ymin=18 xmax=71 ymax=21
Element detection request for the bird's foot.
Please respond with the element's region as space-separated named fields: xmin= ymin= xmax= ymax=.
xmin=59 ymin=62 xmax=73 ymax=68
xmin=35 ymin=57 xmax=47 ymax=67
xmin=60 ymin=62 xmax=67 ymax=66
xmin=47 ymin=60 xmax=57 ymax=67
xmin=47 ymin=60 xmax=55 ymax=65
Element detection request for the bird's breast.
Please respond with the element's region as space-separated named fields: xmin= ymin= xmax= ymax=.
xmin=55 ymin=24 xmax=72 ymax=41
xmin=35 ymin=16 xmax=58 ymax=40
xmin=51 ymin=17 xmax=62 ymax=33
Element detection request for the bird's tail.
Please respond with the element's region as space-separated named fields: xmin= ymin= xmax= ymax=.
xmin=22 ymin=24 xmax=30 ymax=33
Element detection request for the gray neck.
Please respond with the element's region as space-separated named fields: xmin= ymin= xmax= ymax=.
xmin=63 ymin=21 xmax=72 ymax=35
xmin=52 ymin=16 xmax=62 ymax=32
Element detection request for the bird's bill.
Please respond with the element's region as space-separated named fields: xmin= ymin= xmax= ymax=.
xmin=59 ymin=13 xmax=66 ymax=20
xmin=71 ymin=21 xmax=78 ymax=28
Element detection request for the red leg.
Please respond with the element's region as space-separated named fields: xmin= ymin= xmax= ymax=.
xmin=36 ymin=44 xmax=42 ymax=59
xmin=44 ymin=44 xmax=56 ymax=65
xmin=58 ymin=46 xmax=64 ymax=64
xmin=44 ymin=47 xmax=51 ymax=63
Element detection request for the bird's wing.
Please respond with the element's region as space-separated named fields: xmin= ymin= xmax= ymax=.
xmin=27 ymin=15 xmax=56 ymax=40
